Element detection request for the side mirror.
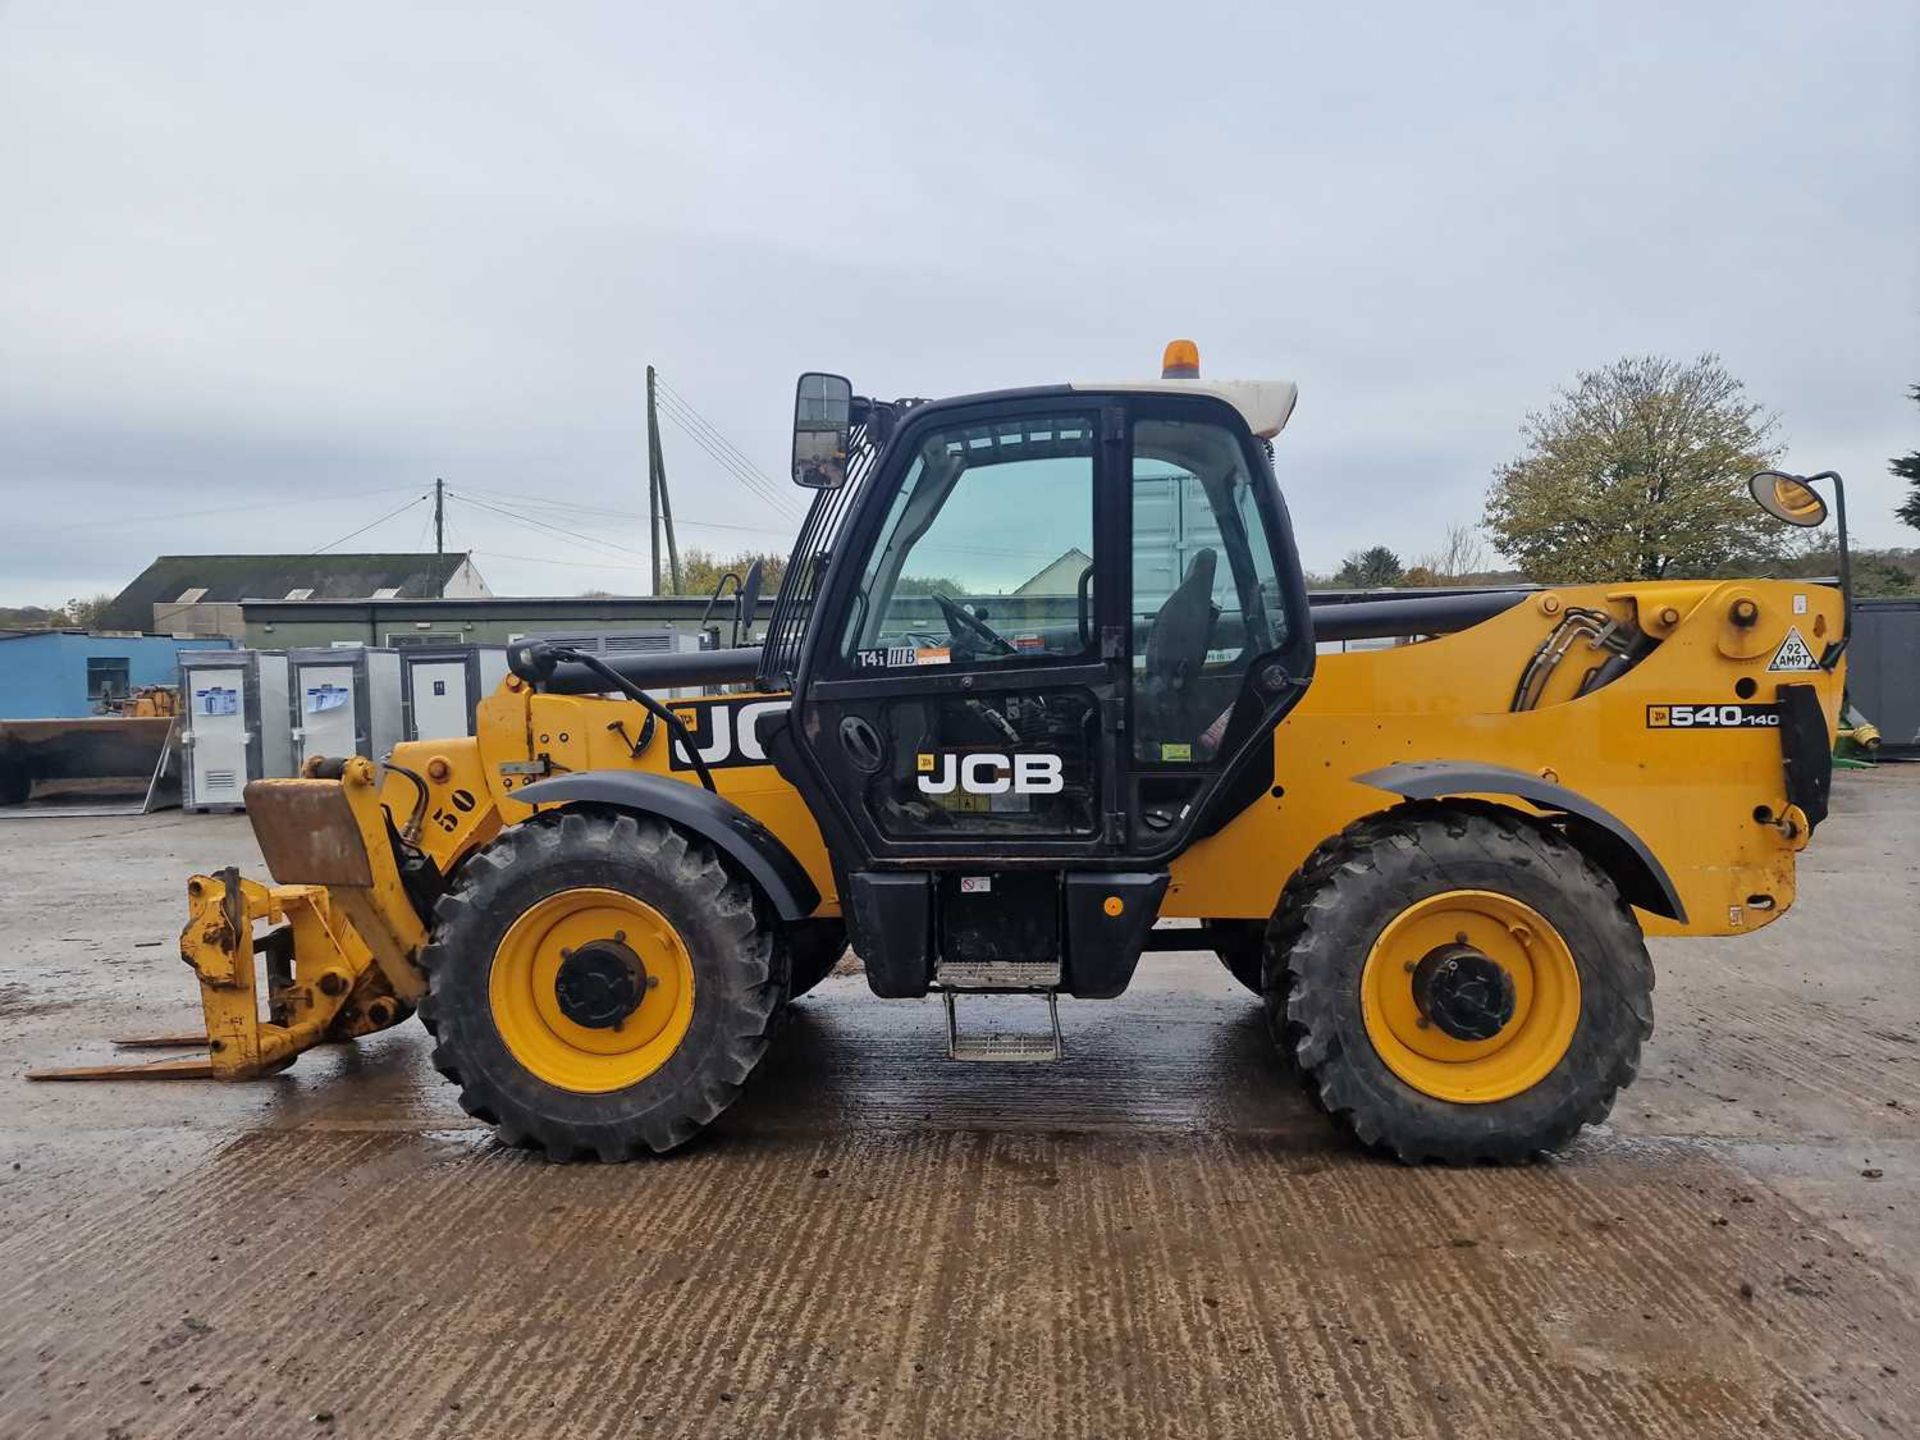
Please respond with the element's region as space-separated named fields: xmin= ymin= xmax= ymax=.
xmin=792 ymin=372 xmax=853 ymax=489
xmin=1749 ymin=469 xmax=1829 ymax=528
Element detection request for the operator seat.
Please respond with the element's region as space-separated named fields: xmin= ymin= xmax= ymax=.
xmin=1139 ymin=548 xmax=1217 ymax=747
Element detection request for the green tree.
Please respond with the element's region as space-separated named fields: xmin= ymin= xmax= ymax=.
xmin=1894 ymin=385 xmax=1920 ymax=532
xmin=674 ymin=548 xmax=788 ymax=597
xmin=61 ymin=594 xmax=115 ymax=629
xmin=1332 ymin=546 xmax=1405 ymax=588
xmin=1484 ymin=354 xmax=1781 ymax=582
xmin=894 ymin=573 xmax=968 ymax=596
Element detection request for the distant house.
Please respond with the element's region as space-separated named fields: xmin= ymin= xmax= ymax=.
xmin=100 ymin=553 xmax=491 ymax=638
xmin=1014 ymin=546 xmax=1093 ymax=596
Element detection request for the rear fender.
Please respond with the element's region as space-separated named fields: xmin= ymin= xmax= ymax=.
xmin=1354 ymin=760 xmax=1685 ymax=923
xmin=514 ymin=770 xmax=822 ymax=922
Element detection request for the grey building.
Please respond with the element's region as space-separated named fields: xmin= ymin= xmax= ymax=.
xmin=101 ymin=552 xmax=491 ymax=638
xmin=240 ymin=594 xmax=775 ymax=652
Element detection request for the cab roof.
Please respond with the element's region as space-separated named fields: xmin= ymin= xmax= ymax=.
xmin=893 ymin=378 xmax=1300 ymax=442
xmin=1067 ymin=379 xmax=1299 ymax=439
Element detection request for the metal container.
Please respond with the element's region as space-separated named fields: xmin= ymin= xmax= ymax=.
xmin=400 ymin=645 xmax=510 ymax=740
xmin=1850 ymin=598 xmax=1920 ymax=753
xmin=288 ymin=647 xmax=405 ymax=770
xmin=179 ymin=650 xmax=293 ymax=812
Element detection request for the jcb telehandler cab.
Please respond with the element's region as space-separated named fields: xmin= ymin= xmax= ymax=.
xmin=36 ymin=346 xmax=1848 ymax=1166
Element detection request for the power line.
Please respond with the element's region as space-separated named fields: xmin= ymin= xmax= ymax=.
xmin=24 ymin=482 xmax=426 ymax=536
xmin=449 ymin=483 xmax=802 ymax=539
xmin=448 ymin=489 xmax=653 ymax=562
xmin=311 ymin=492 xmax=431 ymax=554
xmin=654 ymin=401 xmax=796 ymax=515
xmin=471 ymin=548 xmax=646 ymax=571
xmin=652 ymin=383 xmax=802 ymax=517
xmin=654 ymin=377 xmax=790 ymax=497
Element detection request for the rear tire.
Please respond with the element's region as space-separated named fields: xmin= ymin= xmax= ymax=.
xmin=1267 ymin=802 xmax=1653 ymax=1164
xmin=419 ymin=808 xmax=781 ymax=1161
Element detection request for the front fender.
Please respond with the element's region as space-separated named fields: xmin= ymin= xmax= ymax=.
xmin=1354 ymin=760 xmax=1686 ymax=923
xmin=514 ymin=770 xmax=822 ymax=922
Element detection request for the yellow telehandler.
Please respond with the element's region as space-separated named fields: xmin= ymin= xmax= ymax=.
xmin=35 ymin=345 xmax=1849 ymax=1163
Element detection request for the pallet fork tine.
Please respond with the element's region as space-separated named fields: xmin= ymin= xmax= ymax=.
xmin=28 ymin=758 xmax=427 ymax=1085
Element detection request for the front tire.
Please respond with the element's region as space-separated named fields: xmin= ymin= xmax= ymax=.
xmin=420 ymin=808 xmax=781 ymax=1161
xmin=1268 ymin=803 xmax=1653 ymax=1164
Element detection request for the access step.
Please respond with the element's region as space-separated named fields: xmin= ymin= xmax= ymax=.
xmin=942 ymin=990 xmax=1063 ymax=1063
xmin=933 ymin=959 xmax=1061 ymax=991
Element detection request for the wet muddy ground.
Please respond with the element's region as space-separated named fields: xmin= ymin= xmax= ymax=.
xmin=0 ymin=771 xmax=1914 ymax=1438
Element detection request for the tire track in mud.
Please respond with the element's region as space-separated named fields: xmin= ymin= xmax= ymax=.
xmin=1649 ymin=987 xmax=1920 ymax=1128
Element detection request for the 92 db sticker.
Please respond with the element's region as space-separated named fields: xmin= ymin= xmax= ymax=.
xmin=1646 ymin=703 xmax=1780 ymax=729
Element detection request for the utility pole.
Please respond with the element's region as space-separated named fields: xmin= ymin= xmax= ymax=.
xmin=645 ymin=366 xmax=682 ymax=595
xmin=434 ymin=477 xmax=445 ymax=557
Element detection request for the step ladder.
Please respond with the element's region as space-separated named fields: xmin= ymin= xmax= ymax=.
xmin=935 ymin=960 xmax=1063 ymax=1063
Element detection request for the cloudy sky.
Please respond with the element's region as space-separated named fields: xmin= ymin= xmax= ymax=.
xmin=2 ymin=2 xmax=1914 ymax=606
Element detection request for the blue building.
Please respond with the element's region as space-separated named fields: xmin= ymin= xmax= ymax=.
xmin=0 ymin=631 xmax=233 ymax=719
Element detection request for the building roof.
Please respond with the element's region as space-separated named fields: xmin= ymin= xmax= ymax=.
xmin=1014 ymin=547 xmax=1094 ymax=595
xmin=102 ymin=553 xmax=479 ymax=632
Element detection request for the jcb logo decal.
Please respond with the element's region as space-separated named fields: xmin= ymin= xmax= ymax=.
xmin=668 ymin=699 xmax=790 ymax=770
xmin=916 ymin=752 xmax=1065 ymax=795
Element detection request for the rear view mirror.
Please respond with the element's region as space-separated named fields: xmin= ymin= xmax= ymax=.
xmin=792 ymin=373 xmax=853 ymax=489
xmin=1749 ymin=470 xmax=1828 ymax=528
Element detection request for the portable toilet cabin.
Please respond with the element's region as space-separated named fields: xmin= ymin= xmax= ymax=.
xmin=400 ymin=645 xmax=511 ymax=740
xmin=178 ymin=649 xmax=293 ymax=812
xmin=288 ymin=646 xmax=405 ymax=770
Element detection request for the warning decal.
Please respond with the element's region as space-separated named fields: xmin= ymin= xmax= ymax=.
xmin=1767 ymin=626 xmax=1821 ymax=673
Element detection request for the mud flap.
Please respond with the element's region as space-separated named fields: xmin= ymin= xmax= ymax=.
xmin=1776 ymin=683 xmax=1832 ymax=832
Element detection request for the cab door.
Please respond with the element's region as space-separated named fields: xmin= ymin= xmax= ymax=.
xmin=783 ymin=389 xmax=1314 ymax=869
xmin=791 ymin=399 xmax=1123 ymax=864
xmin=1121 ymin=402 xmax=1313 ymax=851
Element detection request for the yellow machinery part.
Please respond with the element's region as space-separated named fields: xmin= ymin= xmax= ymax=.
xmin=487 ymin=887 xmax=697 ymax=1093
xmin=1359 ymin=890 xmax=1581 ymax=1104
xmin=1168 ymin=578 xmax=1845 ymax=934
xmin=29 ymin=756 xmax=418 ymax=1082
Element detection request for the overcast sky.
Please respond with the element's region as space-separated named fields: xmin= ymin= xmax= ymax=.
xmin=2 ymin=2 xmax=1914 ymax=607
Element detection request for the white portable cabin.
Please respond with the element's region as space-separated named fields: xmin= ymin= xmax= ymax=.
xmin=178 ymin=649 xmax=293 ymax=812
xmin=400 ymin=645 xmax=511 ymax=740
xmin=288 ymin=646 xmax=405 ymax=770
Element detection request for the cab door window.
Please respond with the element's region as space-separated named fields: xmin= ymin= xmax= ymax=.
xmin=841 ymin=414 xmax=1096 ymax=669
xmin=1131 ymin=417 xmax=1285 ymax=764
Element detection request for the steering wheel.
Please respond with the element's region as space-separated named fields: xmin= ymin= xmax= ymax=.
xmin=931 ymin=592 xmax=1017 ymax=655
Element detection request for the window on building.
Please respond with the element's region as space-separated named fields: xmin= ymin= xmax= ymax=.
xmin=86 ymin=657 xmax=131 ymax=710
xmin=371 ymin=587 xmax=403 ymax=600
xmin=284 ymin=587 xmax=314 ymax=600
xmin=174 ymin=587 xmax=208 ymax=604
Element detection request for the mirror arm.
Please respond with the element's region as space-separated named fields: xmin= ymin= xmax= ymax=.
xmin=1808 ymin=470 xmax=1851 ymax=648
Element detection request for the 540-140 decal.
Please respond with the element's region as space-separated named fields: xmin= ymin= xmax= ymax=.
xmin=1646 ymin=703 xmax=1780 ymax=730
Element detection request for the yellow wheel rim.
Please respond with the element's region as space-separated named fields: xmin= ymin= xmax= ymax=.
xmin=488 ymin=887 xmax=695 ymax=1094
xmin=1360 ymin=890 xmax=1580 ymax=1104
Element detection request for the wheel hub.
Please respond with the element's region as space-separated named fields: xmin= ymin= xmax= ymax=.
xmin=1411 ymin=943 xmax=1516 ymax=1041
xmin=553 ymin=937 xmax=648 ymax=1030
